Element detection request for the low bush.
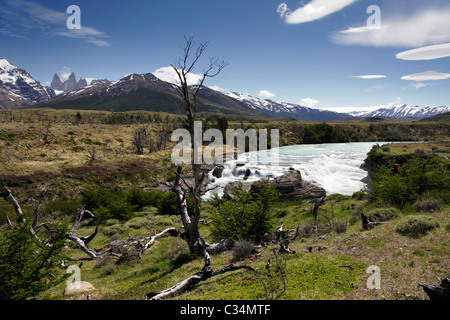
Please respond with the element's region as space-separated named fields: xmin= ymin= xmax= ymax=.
xmin=81 ymin=187 xmax=191 ymax=221
xmin=366 ymin=207 xmax=400 ymax=222
xmin=232 ymin=240 xmax=256 ymax=261
xmin=413 ymin=198 xmax=443 ymax=212
xmin=352 ymin=190 xmax=367 ymax=200
xmin=332 ymin=220 xmax=347 ymax=234
xmin=125 ymin=217 xmax=149 ymax=229
xmin=395 ymin=215 xmax=440 ymax=238
xmin=103 ymin=224 xmax=129 ymax=236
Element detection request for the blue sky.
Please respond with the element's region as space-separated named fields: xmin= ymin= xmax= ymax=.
xmin=1 ymin=0 xmax=449 ymax=112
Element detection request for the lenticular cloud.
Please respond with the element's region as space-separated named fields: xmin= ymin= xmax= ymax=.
xmin=280 ymin=0 xmax=358 ymax=24
xmin=396 ymin=43 xmax=450 ymax=61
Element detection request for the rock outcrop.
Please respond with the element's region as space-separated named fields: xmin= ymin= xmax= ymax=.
xmin=224 ymin=168 xmax=326 ymax=201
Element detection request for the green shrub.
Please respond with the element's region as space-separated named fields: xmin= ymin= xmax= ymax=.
xmin=44 ymin=198 xmax=82 ymax=217
xmin=395 ymin=215 xmax=440 ymax=238
xmin=370 ymin=156 xmax=449 ymax=208
xmin=126 ymin=188 xmax=153 ymax=210
xmin=366 ymin=207 xmax=400 ymax=222
xmin=370 ymin=163 xmax=416 ymax=207
xmin=0 ymin=221 xmax=67 ymax=299
xmin=210 ymin=182 xmax=280 ymax=243
xmin=352 ymin=190 xmax=367 ymax=200
xmin=156 ymin=191 xmax=193 ymax=216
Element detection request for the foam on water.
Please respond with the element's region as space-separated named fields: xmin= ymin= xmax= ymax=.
xmin=202 ymin=142 xmax=388 ymax=200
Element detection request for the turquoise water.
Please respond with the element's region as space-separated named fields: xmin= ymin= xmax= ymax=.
xmin=203 ymin=141 xmax=392 ymax=199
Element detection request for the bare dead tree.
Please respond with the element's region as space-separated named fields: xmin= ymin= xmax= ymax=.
xmin=169 ymin=35 xmax=228 ymax=255
xmin=42 ymin=123 xmax=54 ymax=145
xmin=132 ymin=125 xmax=148 ymax=154
xmin=143 ymin=37 xmax=257 ymax=300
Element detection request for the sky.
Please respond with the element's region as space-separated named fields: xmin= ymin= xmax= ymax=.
xmin=1 ymin=0 xmax=449 ymax=112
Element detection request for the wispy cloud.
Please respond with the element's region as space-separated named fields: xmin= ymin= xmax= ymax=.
xmin=352 ymin=75 xmax=386 ymax=79
xmin=332 ymin=8 xmax=450 ymax=47
xmin=401 ymin=70 xmax=450 ymax=81
xmin=396 ymin=43 xmax=450 ymax=60
xmin=58 ymin=66 xmax=72 ymax=82
xmin=0 ymin=0 xmax=111 ymax=47
xmin=278 ymin=0 xmax=358 ymax=24
xmin=408 ymin=82 xmax=435 ymax=89
xmin=258 ymin=90 xmax=276 ymax=99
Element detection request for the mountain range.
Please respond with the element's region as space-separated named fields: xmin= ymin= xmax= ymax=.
xmin=349 ymin=104 xmax=450 ymax=119
xmin=1 ymin=57 xmax=448 ymax=121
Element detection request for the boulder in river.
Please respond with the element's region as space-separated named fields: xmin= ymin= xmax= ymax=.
xmin=224 ymin=168 xmax=326 ymax=201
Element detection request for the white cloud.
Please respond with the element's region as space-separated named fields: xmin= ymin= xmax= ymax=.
xmin=401 ymin=71 xmax=450 ymax=81
xmin=396 ymin=43 xmax=450 ymax=60
xmin=153 ymin=66 xmax=204 ymax=86
xmin=352 ymin=75 xmax=386 ymax=79
xmin=300 ymin=97 xmax=320 ymax=108
xmin=258 ymin=90 xmax=276 ymax=99
xmin=332 ymin=8 xmax=450 ymax=47
xmin=279 ymin=0 xmax=358 ymax=24
xmin=85 ymin=78 xmax=97 ymax=85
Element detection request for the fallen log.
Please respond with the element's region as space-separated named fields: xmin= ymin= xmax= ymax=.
xmin=145 ymin=263 xmax=254 ymax=300
xmin=361 ymin=212 xmax=387 ymax=230
xmin=419 ymin=278 xmax=450 ymax=300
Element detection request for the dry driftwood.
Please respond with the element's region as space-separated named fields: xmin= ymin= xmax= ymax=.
xmin=145 ymin=253 xmax=254 ymax=300
xmin=361 ymin=212 xmax=387 ymax=230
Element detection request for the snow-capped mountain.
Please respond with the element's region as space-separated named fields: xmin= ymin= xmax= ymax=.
xmin=223 ymin=91 xmax=350 ymax=121
xmin=0 ymin=57 xmax=55 ymax=108
xmin=350 ymin=104 xmax=450 ymax=119
xmin=35 ymin=73 xmax=259 ymax=116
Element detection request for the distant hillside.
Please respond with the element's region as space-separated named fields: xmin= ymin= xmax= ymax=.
xmin=224 ymin=91 xmax=351 ymax=121
xmin=418 ymin=111 xmax=450 ymax=123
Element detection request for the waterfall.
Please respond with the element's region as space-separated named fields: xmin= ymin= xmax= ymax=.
xmin=202 ymin=141 xmax=391 ymax=200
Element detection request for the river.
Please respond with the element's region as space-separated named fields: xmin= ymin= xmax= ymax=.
xmin=202 ymin=141 xmax=392 ymax=200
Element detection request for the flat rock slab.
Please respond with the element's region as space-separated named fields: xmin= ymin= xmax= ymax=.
xmin=63 ymin=281 xmax=96 ymax=296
